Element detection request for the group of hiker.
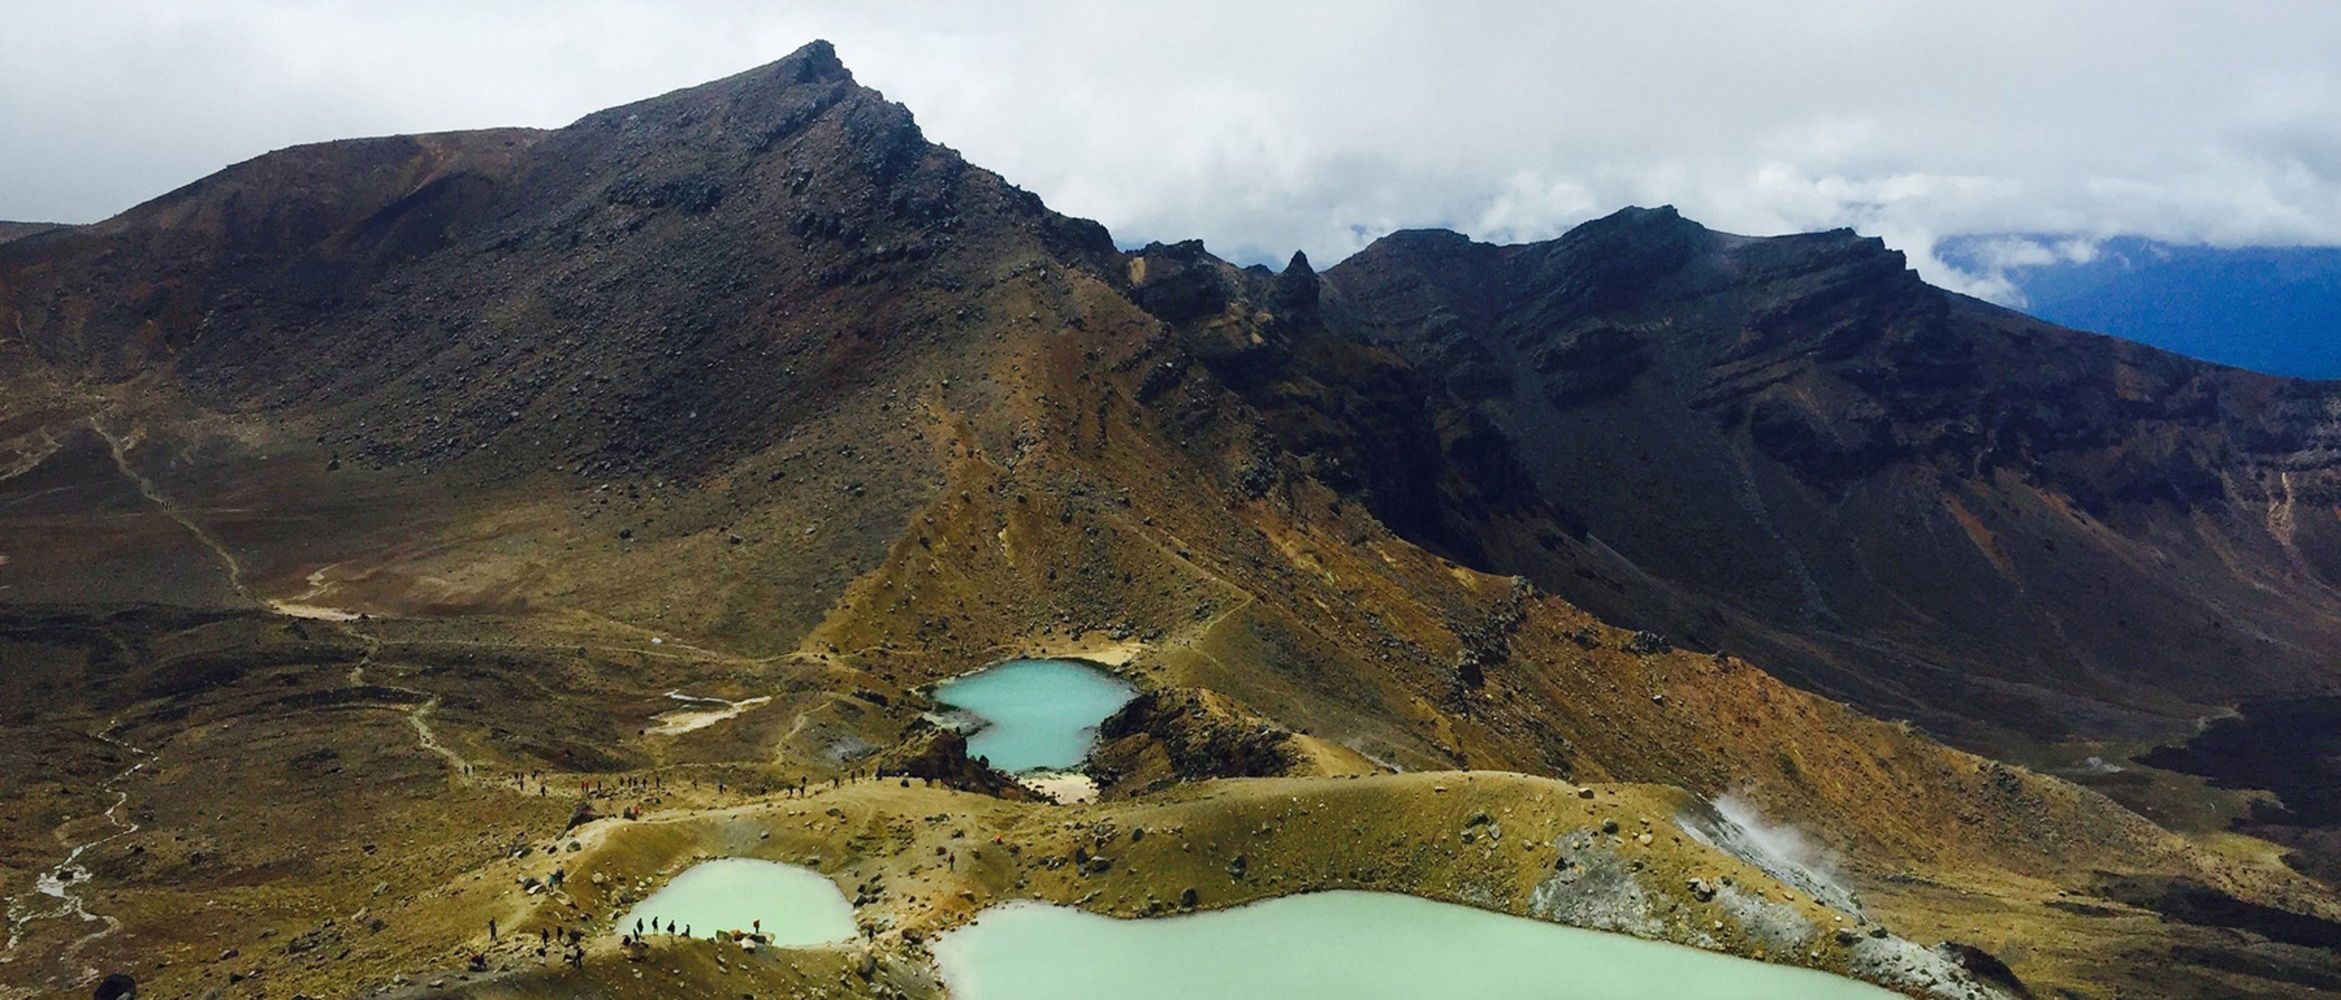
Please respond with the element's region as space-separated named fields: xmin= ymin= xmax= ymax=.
xmin=620 ymin=915 xmax=777 ymax=951
xmin=480 ymin=916 xmax=591 ymax=969
xmin=624 ymin=915 xmax=694 ymax=943
xmin=579 ymin=774 xmax=666 ymax=797
xmin=513 ymin=763 xmax=952 ymax=820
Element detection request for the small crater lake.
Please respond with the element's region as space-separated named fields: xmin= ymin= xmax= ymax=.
xmin=932 ymin=658 xmax=1137 ymax=773
xmin=619 ymin=858 xmax=855 ymax=945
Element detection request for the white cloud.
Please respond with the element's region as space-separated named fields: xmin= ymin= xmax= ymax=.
xmin=1972 ymin=238 xmax=2064 ymax=271
xmin=4 ymin=1 xmax=2340 ymax=300
xmin=2054 ymin=238 xmax=2101 ymax=265
xmin=1946 ymin=235 xmax=2109 ymax=305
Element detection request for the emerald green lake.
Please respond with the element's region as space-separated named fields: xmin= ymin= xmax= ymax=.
xmin=932 ymin=891 xmax=1898 ymax=1000
xmin=932 ymin=658 xmax=1136 ymax=773
xmin=619 ymin=858 xmax=854 ymax=945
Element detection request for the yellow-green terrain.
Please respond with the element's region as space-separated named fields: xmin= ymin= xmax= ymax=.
xmin=4 ymin=41 xmax=2339 ymax=1000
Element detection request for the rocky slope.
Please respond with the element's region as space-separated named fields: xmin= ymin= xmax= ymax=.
xmin=1 ymin=41 xmax=2337 ymax=999
xmin=0 ymin=222 xmax=67 ymax=245
xmin=1321 ymin=210 xmax=2341 ymax=760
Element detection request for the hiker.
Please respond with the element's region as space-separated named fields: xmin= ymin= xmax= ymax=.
xmin=634 ymin=917 xmax=644 ymax=936
xmin=948 ymin=851 xmax=956 ymax=871
xmin=489 ymin=917 xmax=498 ymax=941
xmin=753 ymin=919 xmax=761 ymax=935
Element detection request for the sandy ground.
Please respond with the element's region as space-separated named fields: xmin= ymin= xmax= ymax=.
xmin=648 ymin=694 xmax=776 ymax=736
xmin=1016 ymin=771 xmax=1097 ymax=803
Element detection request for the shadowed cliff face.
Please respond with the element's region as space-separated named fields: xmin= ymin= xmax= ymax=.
xmin=1323 ymin=207 xmax=2341 ymax=750
xmin=1119 ymin=239 xmax=1558 ymax=573
xmin=17 ymin=44 xmax=2337 ymax=754
xmin=4 ymin=42 xmax=2341 ymax=999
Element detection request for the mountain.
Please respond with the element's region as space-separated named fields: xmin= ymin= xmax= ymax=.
xmin=1320 ymin=211 xmax=2341 ymax=752
xmin=1941 ymin=236 xmax=2341 ymax=379
xmin=0 ymin=221 xmax=69 ymax=244
xmin=2 ymin=42 xmax=2338 ymax=999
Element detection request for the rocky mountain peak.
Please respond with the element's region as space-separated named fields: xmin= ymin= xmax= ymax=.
xmin=563 ymin=39 xmax=878 ymax=144
xmin=5 ymin=52 xmax=2341 ymax=1000
xmin=1275 ymin=250 xmax=1321 ymax=314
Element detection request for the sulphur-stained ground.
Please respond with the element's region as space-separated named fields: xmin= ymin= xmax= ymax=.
xmin=4 ymin=42 xmax=2340 ymax=1000
xmin=3 ymin=600 xmax=2338 ymax=999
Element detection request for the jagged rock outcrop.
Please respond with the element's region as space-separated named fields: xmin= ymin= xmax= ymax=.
xmin=1090 ymin=689 xmax=1301 ymax=796
xmin=870 ymin=717 xmax=1027 ymax=798
xmin=6 ymin=43 xmax=2341 ymax=999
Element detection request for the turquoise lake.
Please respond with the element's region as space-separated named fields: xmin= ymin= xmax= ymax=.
xmin=619 ymin=858 xmax=855 ymax=945
xmin=931 ymin=891 xmax=1898 ymax=1000
xmin=932 ymin=658 xmax=1137 ymax=773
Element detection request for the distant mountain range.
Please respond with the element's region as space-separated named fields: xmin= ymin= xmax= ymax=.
xmin=1942 ymin=235 xmax=2341 ymax=379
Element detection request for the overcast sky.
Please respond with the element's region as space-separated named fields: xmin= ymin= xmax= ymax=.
xmin=5 ymin=1 xmax=2339 ymax=299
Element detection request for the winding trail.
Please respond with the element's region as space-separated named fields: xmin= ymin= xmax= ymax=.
xmin=337 ymin=625 xmax=477 ymax=783
xmin=776 ymin=691 xmax=853 ymax=750
xmin=89 ymin=418 xmax=253 ymax=602
xmin=403 ymin=695 xmax=472 ymax=779
xmin=402 ymin=697 xmax=465 ymax=782
xmin=0 ymin=721 xmax=152 ymax=994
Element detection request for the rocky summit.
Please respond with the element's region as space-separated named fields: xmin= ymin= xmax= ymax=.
xmin=3 ymin=41 xmax=2338 ymax=999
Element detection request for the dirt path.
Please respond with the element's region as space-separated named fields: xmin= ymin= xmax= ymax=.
xmin=89 ymin=418 xmax=254 ymax=603
xmin=269 ymin=564 xmax=362 ymax=620
xmin=405 ymin=696 xmax=474 ymax=780
xmin=90 ymin=421 xmax=367 ymax=621
xmin=335 ymin=625 xmax=481 ymax=784
xmin=0 ymin=722 xmax=152 ymax=996
xmin=774 ymin=691 xmax=857 ymax=752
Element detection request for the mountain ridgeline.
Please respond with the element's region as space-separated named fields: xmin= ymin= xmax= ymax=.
xmin=6 ymin=41 xmax=2341 ymax=998
xmin=7 ymin=33 xmax=2341 ymax=801
xmin=1319 ymin=210 xmax=2341 ymax=748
